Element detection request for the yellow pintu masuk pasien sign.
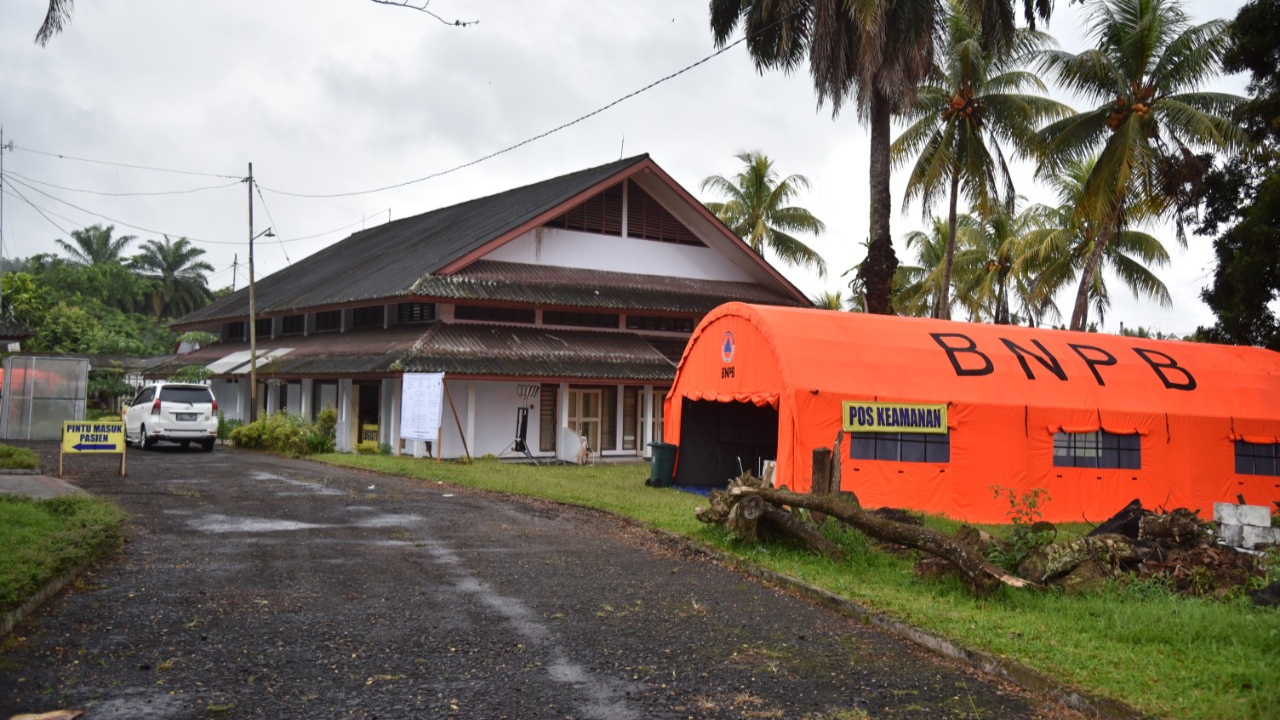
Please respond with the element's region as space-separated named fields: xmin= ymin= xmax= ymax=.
xmin=61 ymin=421 xmax=125 ymax=454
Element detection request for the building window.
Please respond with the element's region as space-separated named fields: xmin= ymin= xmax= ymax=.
xmin=454 ymin=305 xmax=536 ymax=324
xmin=254 ymin=318 xmax=272 ymax=339
xmin=352 ymin=306 xmax=385 ymax=329
xmin=397 ymin=302 xmax=436 ymax=324
xmin=850 ymin=432 xmax=950 ymax=463
xmin=625 ymin=314 xmax=695 ymax=333
xmin=222 ymin=322 xmax=245 ymax=342
xmin=281 ymin=314 xmax=305 ymax=336
xmin=314 ymin=310 xmax=341 ymax=333
xmin=543 ymin=183 xmax=623 ymax=236
xmin=1053 ymin=431 xmax=1140 ymax=469
xmin=539 ymin=383 xmax=558 ymax=453
xmin=1235 ymin=441 xmax=1279 ymax=476
xmin=544 ymin=310 xmax=619 ymax=329
xmin=627 ymin=180 xmax=705 ymax=246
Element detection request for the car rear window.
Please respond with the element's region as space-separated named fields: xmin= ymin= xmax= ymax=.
xmin=159 ymin=387 xmax=213 ymax=404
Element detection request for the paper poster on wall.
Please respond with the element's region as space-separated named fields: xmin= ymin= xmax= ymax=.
xmin=401 ymin=372 xmax=445 ymax=441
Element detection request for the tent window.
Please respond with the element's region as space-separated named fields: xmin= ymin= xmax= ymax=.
xmin=1235 ymin=441 xmax=1279 ymax=476
xmin=1053 ymin=431 xmax=1140 ymax=469
xmin=850 ymin=432 xmax=950 ymax=463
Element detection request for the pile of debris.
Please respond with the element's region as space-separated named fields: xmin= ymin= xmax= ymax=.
xmin=693 ymin=440 xmax=1277 ymax=604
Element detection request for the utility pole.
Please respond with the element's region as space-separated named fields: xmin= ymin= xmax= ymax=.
xmin=231 ymin=254 xmax=238 ymax=292
xmin=248 ymin=162 xmax=258 ymax=423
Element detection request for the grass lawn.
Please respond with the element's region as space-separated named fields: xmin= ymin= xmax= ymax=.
xmin=0 ymin=494 xmax=128 ymax=617
xmin=315 ymin=454 xmax=1279 ymax=720
xmin=0 ymin=445 xmax=40 ymax=471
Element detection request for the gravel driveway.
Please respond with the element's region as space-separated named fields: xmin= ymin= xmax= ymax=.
xmin=0 ymin=444 xmax=1080 ymax=719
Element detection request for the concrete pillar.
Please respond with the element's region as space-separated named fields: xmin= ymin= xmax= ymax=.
xmin=300 ymin=379 xmax=314 ymax=420
xmin=387 ymin=377 xmax=402 ymax=453
xmin=642 ymin=385 xmax=653 ymax=458
xmin=336 ymin=379 xmax=354 ymax=452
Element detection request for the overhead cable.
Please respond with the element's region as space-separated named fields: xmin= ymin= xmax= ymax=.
xmin=10 ymin=144 xmax=243 ymax=180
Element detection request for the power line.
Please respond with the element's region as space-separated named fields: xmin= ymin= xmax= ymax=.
xmin=10 ymin=144 xmax=243 ymax=180
xmin=258 ymin=28 xmax=760 ymax=199
xmin=1 ymin=183 xmax=73 ymax=236
xmin=2 ymin=168 xmax=242 ymax=197
xmin=3 ymin=174 xmax=384 ymax=248
xmin=253 ymin=181 xmax=292 ymax=266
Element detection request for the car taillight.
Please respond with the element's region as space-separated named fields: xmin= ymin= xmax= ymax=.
xmin=212 ymin=399 xmax=218 ymax=413
xmin=151 ymin=398 xmax=161 ymax=415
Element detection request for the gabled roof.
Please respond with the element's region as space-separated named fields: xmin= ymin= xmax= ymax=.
xmin=147 ymin=323 xmax=678 ymax=382
xmin=176 ymin=155 xmax=809 ymax=327
xmin=393 ymin=323 xmax=676 ymax=381
xmin=408 ymin=260 xmax=804 ymax=312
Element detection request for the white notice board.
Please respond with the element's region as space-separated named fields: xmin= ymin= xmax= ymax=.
xmin=400 ymin=372 xmax=445 ymax=441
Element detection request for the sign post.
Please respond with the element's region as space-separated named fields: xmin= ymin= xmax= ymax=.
xmin=60 ymin=420 xmax=127 ymax=477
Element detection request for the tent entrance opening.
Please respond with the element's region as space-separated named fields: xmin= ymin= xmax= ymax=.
xmin=674 ymin=399 xmax=778 ymax=487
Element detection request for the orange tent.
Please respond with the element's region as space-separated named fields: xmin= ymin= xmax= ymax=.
xmin=664 ymin=303 xmax=1280 ymax=523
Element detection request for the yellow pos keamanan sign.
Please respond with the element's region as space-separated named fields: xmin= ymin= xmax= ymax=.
xmin=842 ymin=401 xmax=948 ymax=434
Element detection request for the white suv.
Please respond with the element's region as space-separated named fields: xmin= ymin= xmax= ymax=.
xmin=124 ymin=383 xmax=218 ymax=451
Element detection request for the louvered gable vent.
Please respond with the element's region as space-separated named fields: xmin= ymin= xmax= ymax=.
xmin=542 ymin=180 xmax=705 ymax=247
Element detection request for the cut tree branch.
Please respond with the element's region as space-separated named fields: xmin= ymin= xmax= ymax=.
xmin=367 ymin=0 xmax=479 ymax=26
xmin=729 ymin=485 xmax=1034 ymax=596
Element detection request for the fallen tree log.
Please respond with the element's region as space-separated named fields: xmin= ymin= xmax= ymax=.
xmin=727 ymin=484 xmax=1033 ymax=596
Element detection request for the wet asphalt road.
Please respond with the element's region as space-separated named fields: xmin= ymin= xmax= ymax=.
xmin=0 ymin=445 xmax=1077 ymax=719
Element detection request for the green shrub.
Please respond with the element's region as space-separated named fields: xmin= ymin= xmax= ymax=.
xmin=0 ymin=444 xmax=40 ymax=470
xmin=217 ymin=412 xmax=244 ymax=442
xmin=315 ymin=406 xmax=338 ymax=441
xmin=355 ymin=440 xmax=380 ymax=455
xmin=987 ymin=486 xmax=1055 ymax=573
xmin=230 ymin=412 xmax=319 ymax=457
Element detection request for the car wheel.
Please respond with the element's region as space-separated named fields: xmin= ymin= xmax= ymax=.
xmin=201 ymin=439 xmax=215 ymax=452
xmin=141 ymin=426 xmax=155 ymax=450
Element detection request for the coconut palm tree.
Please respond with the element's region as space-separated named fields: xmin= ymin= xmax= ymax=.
xmin=953 ymin=200 xmax=1064 ymax=324
xmin=895 ymin=215 xmax=979 ymax=317
xmin=132 ymin=236 xmax=215 ymax=318
xmin=702 ymin=152 xmax=828 ymax=277
xmin=1019 ymin=157 xmax=1173 ymax=328
xmin=892 ymin=3 xmax=1070 ymax=319
xmin=1035 ymin=0 xmax=1244 ymax=330
xmin=811 ymin=290 xmax=848 ymax=310
xmin=55 ymin=224 xmax=136 ymax=267
xmin=709 ymin=0 xmax=1052 ymax=316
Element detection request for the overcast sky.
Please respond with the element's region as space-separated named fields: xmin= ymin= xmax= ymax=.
xmin=0 ymin=0 xmax=1249 ymax=336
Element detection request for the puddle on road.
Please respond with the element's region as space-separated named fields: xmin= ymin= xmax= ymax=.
xmin=188 ymin=512 xmax=424 ymax=534
xmin=353 ymin=513 xmax=424 ymax=528
xmin=86 ymin=691 xmax=191 ymax=718
xmin=250 ymin=471 xmax=346 ymax=496
xmin=189 ymin=514 xmax=332 ymax=533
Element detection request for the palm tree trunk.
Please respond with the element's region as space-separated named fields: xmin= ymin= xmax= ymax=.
xmin=1069 ymin=204 xmax=1123 ymax=331
xmin=863 ymin=90 xmax=899 ymax=316
xmin=937 ymin=171 xmax=961 ymax=321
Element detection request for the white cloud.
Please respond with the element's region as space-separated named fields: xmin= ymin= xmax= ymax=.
xmin=0 ymin=0 xmax=1249 ymax=336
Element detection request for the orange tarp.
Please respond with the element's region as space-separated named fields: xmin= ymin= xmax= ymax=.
xmin=665 ymin=303 xmax=1280 ymax=523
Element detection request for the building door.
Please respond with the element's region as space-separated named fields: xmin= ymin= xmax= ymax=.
xmin=356 ymin=380 xmax=380 ymax=445
xmin=568 ymin=388 xmax=602 ymax=454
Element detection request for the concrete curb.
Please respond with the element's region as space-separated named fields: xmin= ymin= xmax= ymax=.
xmin=0 ymin=555 xmax=99 ymax=640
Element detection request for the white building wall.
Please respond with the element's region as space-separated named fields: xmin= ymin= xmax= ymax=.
xmin=210 ymin=379 xmax=240 ymax=422
xmin=483 ymin=227 xmax=756 ymax=283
